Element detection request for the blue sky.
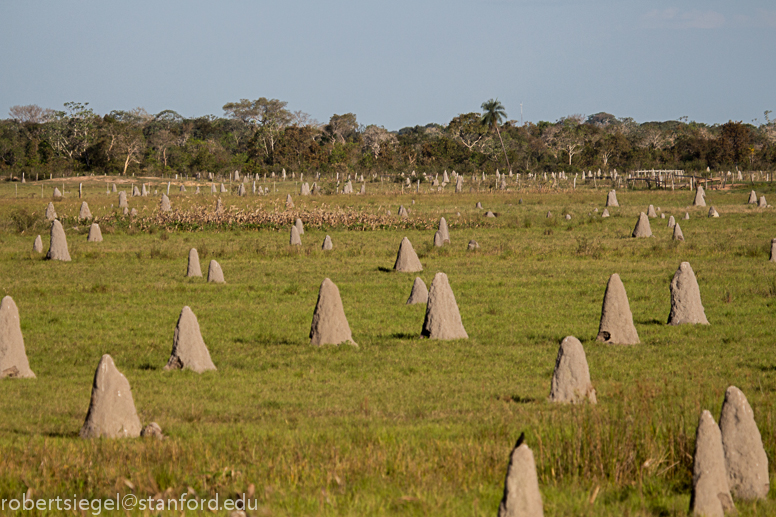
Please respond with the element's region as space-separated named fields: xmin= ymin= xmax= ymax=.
xmin=2 ymin=1 xmax=774 ymax=130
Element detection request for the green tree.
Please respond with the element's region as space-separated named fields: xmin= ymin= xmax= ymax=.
xmin=0 ymin=120 xmax=26 ymax=169
xmin=144 ymin=110 xmax=193 ymax=171
xmin=274 ymin=125 xmax=325 ymax=169
xmin=325 ymin=113 xmax=359 ymax=144
xmin=447 ymin=113 xmax=488 ymax=151
xmin=480 ymin=99 xmax=510 ymax=170
xmin=43 ymin=102 xmax=98 ymax=170
xmin=223 ymin=98 xmax=292 ymax=158
xmin=719 ymin=121 xmax=750 ymax=166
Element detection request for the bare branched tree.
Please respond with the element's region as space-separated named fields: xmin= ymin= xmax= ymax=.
xmin=290 ymin=110 xmax=320 ymax=128
xmin=9 ymin=104 xmax=54 ymax=124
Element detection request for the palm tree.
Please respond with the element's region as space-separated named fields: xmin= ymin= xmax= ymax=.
xmin=481 ymin=98 xmax=511 ymax=171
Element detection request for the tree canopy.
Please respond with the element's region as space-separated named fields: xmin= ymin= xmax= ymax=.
xmin=1 ymin=101 xmax=774 ymax=177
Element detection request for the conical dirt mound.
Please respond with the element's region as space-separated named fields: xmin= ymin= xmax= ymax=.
xmin=667 ymin=262 xmax=708 ymax=325
xmin=719 ymin=386 xmax=769 ymax=500
xmin=118 ymin=191 xmax=128 ymax=208
xmin=0 ymin=296 xmax=35 ymax=378
xmin=87 ymin=223 xmax=103 ymax=242
xmin=690 ymin=410 xmax=735 ymax=516
xmin=748 ymin=190 xmax=758 ymax=204
xmin=770 ymin=238 xmax=776 ymax=262
xmin=295 ymin=218 xmax=304 ymax=235
xmin=79 ymin=202 xmax=92 ymax=220
xmin=45 ymin=202 xmax=57 ymax=221
xmin=165 ymin=306 xmax=216 ymax=373
xmin=549 ymin=336 xmax=596 ymax=403
xmin=406 ymin=277 xmax=428 ymax=305
xmin=632 ymin=212 xmax=652 ymax=238
xmin=79 ymin=354 xmax=142 ymax=438
xmin=33 ymin=235 xmax=42 ymax=253
xmin=421 ymin=272 xmax=468 ymax=340
xmin=498 ymin=440 xmax=544 ymax=517
xmin=673 ymin=223 xmax=685 ymax=241
xmin=394 ymin=237 xmax=423 ymax=272
xmin=606 ymin=190 xmax=618 ymax=207
xmin=693 ymin=187 xmax=706 ymax=207
xmin=438 ymin=217 xmax=450 ymax=243
xmin=160 ymin=194 xmax=171 ymax=212
xmin=309 ymin=278 xmax=355 ymax=346
xmin=290 ymin=226 xmax=302 ymax=246
xmin=46 ymin=220 xmax=71 ymax=261
xmin=322 ymin=235 xmax=333 ymax=250
xmin=207 ymin=260 xmax=225 ymax=283
xmin=286 ymin=194 xmax=294 ymax=208
xmin=647 ymin=205 xmax=657 ymax=218
xmin=187 ymin=248 xmax=202 ymax=277
xmin=597 ymin=273 xmax=639 ymax=344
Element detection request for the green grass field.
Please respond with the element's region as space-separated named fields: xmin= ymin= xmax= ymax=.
xmin=0 ymin=176 xmax=774 ymax=515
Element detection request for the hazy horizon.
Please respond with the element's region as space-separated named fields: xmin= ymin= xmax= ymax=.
xmin=2 ymin=1 xmax=774 ymax=130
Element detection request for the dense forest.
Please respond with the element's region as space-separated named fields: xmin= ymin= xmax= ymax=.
xmin=1 ymin=100 xmax=774 ymax=178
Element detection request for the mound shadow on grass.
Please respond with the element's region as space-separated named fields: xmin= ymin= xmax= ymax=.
xmin=40 ymin=430 xmax=81 ymax=439
xmin=495 ymin=394 xmax=537 ymax=404
xmin=247 ymin=335 xmax=300 ymax=346
xmin=635 ymin=318 xmax=665 ymax=325
xmin=389 ymin=332 xmax=416 ymax=339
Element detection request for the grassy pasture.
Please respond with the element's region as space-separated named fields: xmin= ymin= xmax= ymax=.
xmin=0 ymin=176 xmax=774 ymax=515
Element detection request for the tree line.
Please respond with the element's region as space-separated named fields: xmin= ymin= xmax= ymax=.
xmin=1 ymin=99 xmax=774 ymax=178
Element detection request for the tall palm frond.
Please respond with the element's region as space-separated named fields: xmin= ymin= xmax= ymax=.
xmin=481 ymin=99 xmax=510 ymax=171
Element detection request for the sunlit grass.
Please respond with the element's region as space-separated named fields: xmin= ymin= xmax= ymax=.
xmin=0 ymin=176 xmax=774 ymax=515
